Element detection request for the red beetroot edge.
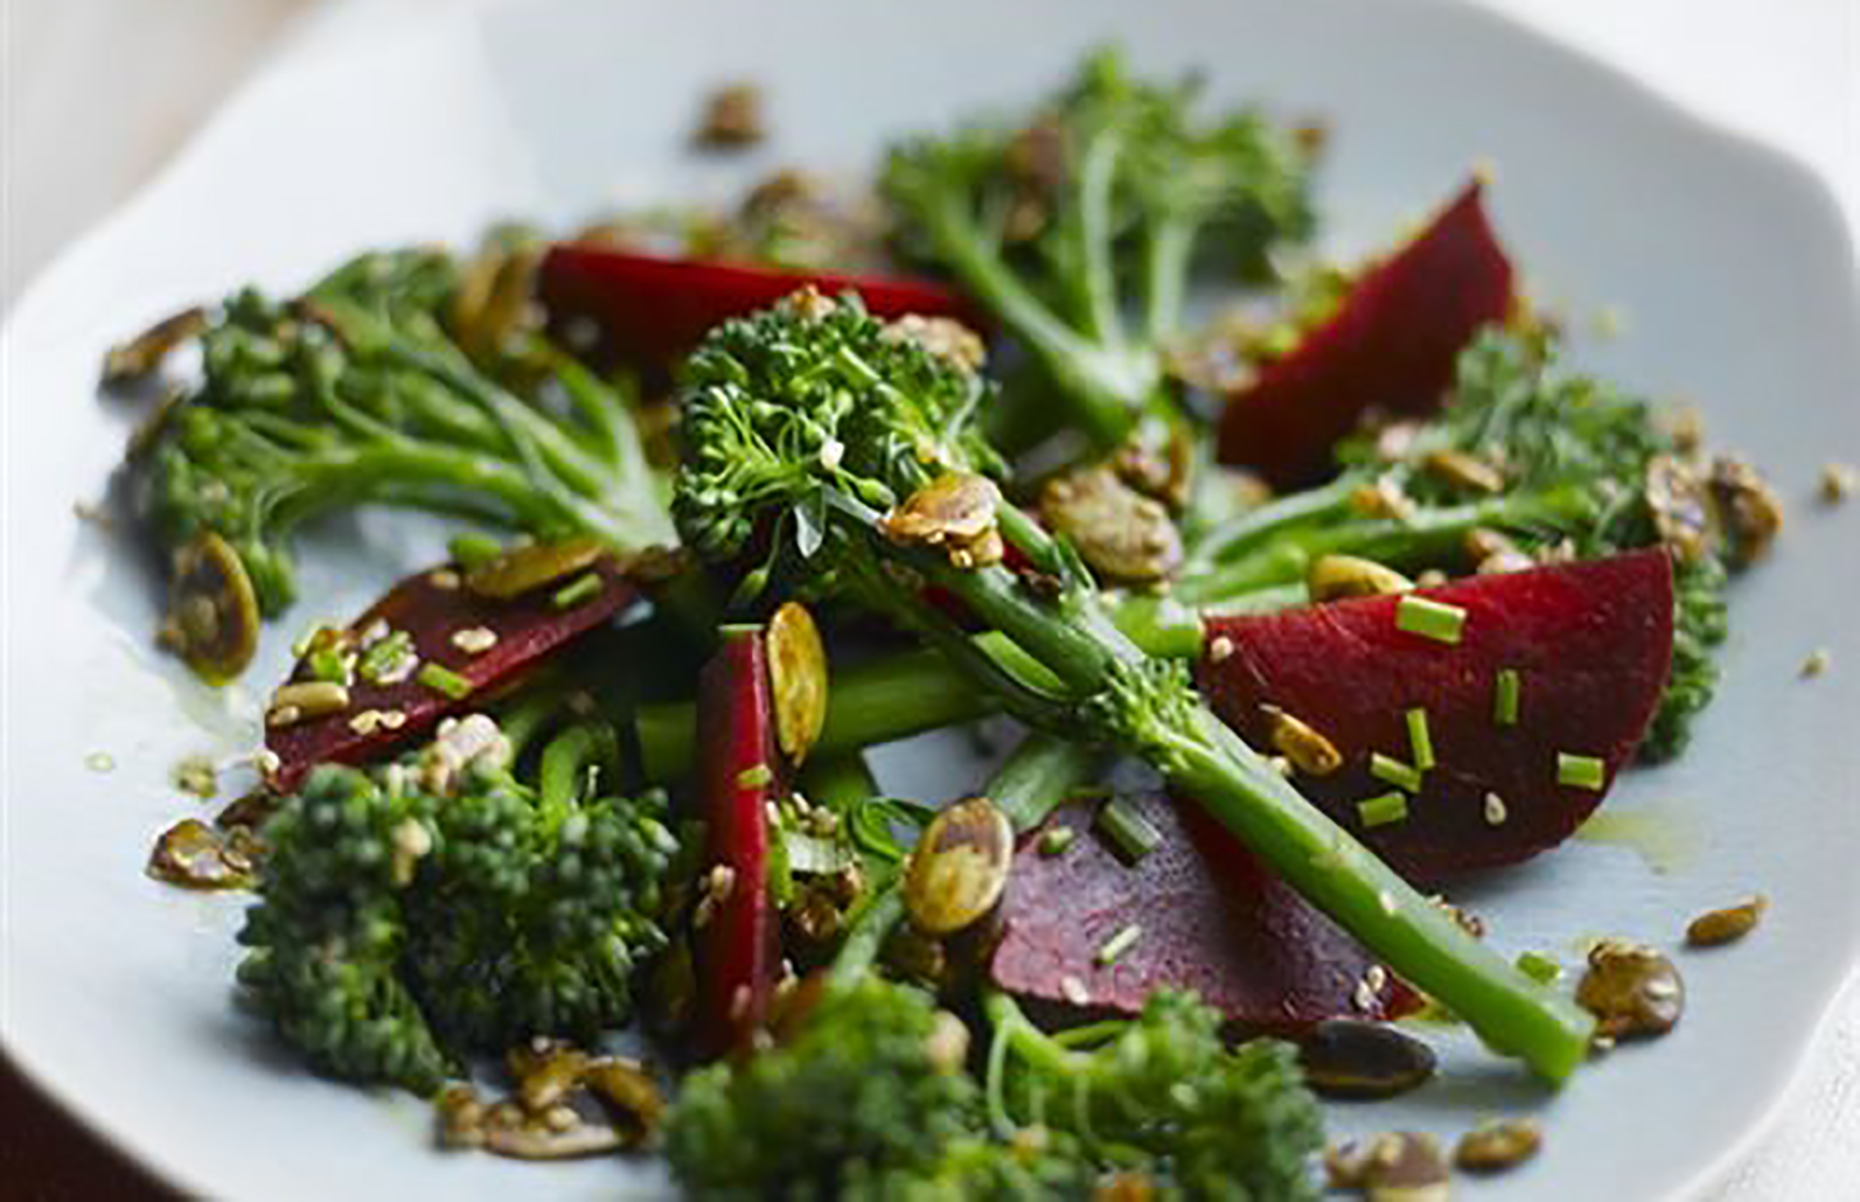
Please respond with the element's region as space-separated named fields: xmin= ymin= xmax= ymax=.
xmin=991 ymin=793 xmax=1419 ymax=1031
xmin=692 ymin=625 xmax=782 ymax=1058
xmin=538 ymin=243 xmax=984 ymax=370
xmin=1196 ymin=549 xmax=1676 ymax=880
xmin=1216 ymin=177 xmax=1514 ymax=488
xmin=265 ymin=558 xmax=637 ymax=793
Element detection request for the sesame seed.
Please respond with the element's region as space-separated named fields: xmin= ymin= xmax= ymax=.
xmin=252 ymin=748 xmax=281 ymax=775
xmin=1060 ymin=975 xmax=1091 ymax=1006
xmin=1365 ymin=965 xmax=1387 ymax=991
xmin=1483 ymin=792 xmax=1509 ymax=826
xmin=428 ymin=569 xmax=461 ymax=590
xmin=1209 ymin=635 xmax=1236 ymax=663
xmin=348 ymin=710 xmax=384 ymax=735
xmin=380 ymin=709 xmax=407 ymax=730
xmin=1354 ymin=976 xmax=1379 ymax=1011
xmin=1800 ymin=648 xmax=1831 ymax=679
xmin=266 ymin=705 xmax=303 ymax=728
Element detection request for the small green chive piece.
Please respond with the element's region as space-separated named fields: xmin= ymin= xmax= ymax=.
xmin=1557 ymin=753 xmax=1606 ymax=791
xmin=1357 ymin=792 xmax=1410 ymax=828
xmin=736 ymin=763 xmax=775 ymax=790
xmin=1097 ymin=798 xmax=1162 ymax=864
xmin=1494 ymin=668 xmax=1521 ymax=727
xmin=358 ymin=630 xmax=415 ymax=685
xmin=416 ymin=662 xmax=473 ymax=701
xmin=447 ymin=532 xmax=504 ymax=571
xmin=1395 ymin=594 xmax=1467 ymax=644
xmin=1039 ymin=827 xmax=1077 ymax=857
xmin=1516 ymin=951 xmax=1563 ymax=984
xmin=1369 ymin=752 xmax=1423 ymax=793
xmin=551 ymin=572 xmax=604 ymax=610
xmin=1405 ymin=707 xmax=1435 ymax=772
xmin=1095 ymin=922 xmax=1144 ymax=967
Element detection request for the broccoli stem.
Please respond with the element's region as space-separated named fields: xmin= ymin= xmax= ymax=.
xmin=895 ymin=538 xmax=1595 ymax=1081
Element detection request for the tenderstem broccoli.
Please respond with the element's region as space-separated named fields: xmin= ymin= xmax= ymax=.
xmin=236 ymin=715 xmax=680 ymax=1093
xmin=884 ymin=47 xmax=1314 ymax=446
xmin=672 ymin=289 xmax=1595 ymax=1080
xmin=132 ymin=246 xmax=674 ymax=634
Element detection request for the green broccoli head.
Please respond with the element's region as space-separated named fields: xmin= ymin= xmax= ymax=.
xmin=133 ymin=244 xmax=674 ymax=651
xmin=673 ymin=289 xmax=1000 ymax=561
xmin=987 ymin=990 xmax=1323 ymax=1201
xmin=884 ymin=47 xmax=1314 ymax=444
xmin=665 ymin=977 xmax=983 ymax=1198
xmin=236 ymin=726 xmax=680 ymax=1094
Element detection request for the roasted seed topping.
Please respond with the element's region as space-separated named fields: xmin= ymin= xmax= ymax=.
xmin=1298 ymin=1020 xmax=1437 ymax=1100
xmin=904 ymin=796 xmax=1013 ymax=937
xmin=1576 ymin=938 xmax=1684 ymax=1040
xmin=1455 ymin=1117 xmax=1543 ymax=1173
xmin=1306 ymin=554 xmax=1413 ymax=602
xmin=1262 ymin=705 xmax=1344 ymax=776
xmin=1685 ymin=895 xmax=1768 ymax=947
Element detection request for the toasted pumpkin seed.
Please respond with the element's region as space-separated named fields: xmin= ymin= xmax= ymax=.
xmin=268 ymin=681 xmax=351 ymax=725
xmin=1423 ymin=448 xmax=1504 ymax=493
xmin=465 ymin=537 xmax=607 ymax=599
xmin=102 ymin=307 xmax=208 ymax=387
xmin=767 ymin=601 xmax=829 ymax=766
xmin=881 ymin=473 xmax=1004 ymax=568
xmin=1686 ymin=895 xmax=1768 ymax=947
xmin=158 ymin=532 xmax=261 ymax=684
xmin=1298 ymin=1020 xmax=1437 ymax=1100
xmin=1262 ymin=705 xmax=1344 ymax=777
xmin=1325 ymin=1131 xmax=1451 ymax=1200
xmin=147 ymin=818 xmax=254 ymax=890
xmin=1576 ymin=938 xmax=1684 ymax=1039
xmin=583 ymin=1058 xmax=665 ymax=1146
xmin=1455 ymin=1117 xmax=1542 ymax=1173
xmin=1307 ymin=554 xmax=1414 ymax=602
xmin=904 ymin=796 xmax=1013 ymax=937
xmin=1644 ymin=454 xmax=1713 ymax=562
xmin=1039 ymin=464 xmax=1183 ymax=584
xmin=1707 ymin=456 xmax=1783 ymax=566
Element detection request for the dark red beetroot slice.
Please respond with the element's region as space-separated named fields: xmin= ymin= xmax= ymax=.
xmin=692 ymin=626 xmax=782 ymax=1058
xmin=1197 ymin=550 xmax=1675 ymax=881
xmin=991 ymin=793 xmax=1419 ymax=1031
xmin=265 ymin=559 xmax=637 ymax=793
xmin=538 ymin=243 xmax=983 ymax=369
xmin=1216 ymin=177 xmax=1514 ymax=488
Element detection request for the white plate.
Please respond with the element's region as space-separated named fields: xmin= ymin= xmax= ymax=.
xmin=5 ymin=0 xmax=1859 ymax=1197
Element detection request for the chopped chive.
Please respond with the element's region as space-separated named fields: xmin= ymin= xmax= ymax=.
xmin=1405 ymin=707 xmax=1435 ymax=772
xmin=416 ymin=662 xmax=473 ymax=700
xmin=736 ymin=763 xmax=774 ymax=790
xmin=358 ymin=630 xmax=415 ymax=685
xmin=1357 ymin=792 xmax=1410 ymax=828
xmin=1095 ymin=922 xmax=1144 ymax=966
xmin=551 ymin=572 xmax=604 ymax=610
xmin=1395 ymin=594 xmax=1466 ymax=644
xmin=1039 ymin=827 xmax=1077 ymax=857
xmin=1494 ymin=668 xmax=1521 ymax=727
xmin=1557 ymin=753 xmax=1606 ymax=791
xmin=1369 ymin=753 xmax=1423 ymax=793
xmin=1516 ymin=951 xmax=1562 ymax=984
xmin=306 ymin=646 xmax=352 ymax=685
xmin=448 ymin=532 xmax=503 ymax=570
xmin=1097 ymin=798 xmax=1162 ymax=864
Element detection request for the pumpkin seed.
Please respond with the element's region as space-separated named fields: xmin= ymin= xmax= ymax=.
xmin=464 ymin=537 xmax=607 ymax=599
xmin=147 ymin=818 xmax=254 ymax=891
xmin=1262 ymin=705 xmax=1344 ymax=777
xmin=881 ymin=314 xmax=987 ymax=374
xmin=1576 ymin=938 xmax=1684 ymax=1040
xmin=1455 ymin=1117 xmax=1542 ymax=1173
xmin=1707 ymin=456 xmax=1783 ymax=566
xmin=1298 ymin=1020 xmax=1437 ymax=1099
xmin=881 ymin=473 xmax=1005 ymax=569
xmin=1039 ymin=464 xmax=1183 ymax=584
xmin=1423 ymin=448 xmax=1505 ymax=494
xmin=1644 ymin=455 xmax=1713 ymax=563
xmin=904 ymin=796 xmax=1013 ymax=937
xmin=1307 ymin=554 xmax=1413 ymax=603
xmin=767 ymin=602 xmax=829 ymax=766
xmin=1686 ymin=895 xmax=1767 ymax=947
xmin=1325 ymin=1131 xmax=1451 ymax=1200
xmin=158 ymin=532 xmax=260 ymax=684
xmin=102 ymin=307 xmax=208 ymax=387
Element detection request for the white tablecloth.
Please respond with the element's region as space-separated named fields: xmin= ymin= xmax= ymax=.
xmin=4 ymin=1 xmax=1855 ymax=1195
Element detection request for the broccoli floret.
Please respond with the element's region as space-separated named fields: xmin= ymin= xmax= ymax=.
xmin=664 ymin=977 xmax=982 ymax=1198
xmin=132 ymin=244 xmax=674 ymax=647
xmin=236 ymin=721 xmax=679 ymax=1093
xmin=1184 ymin=329 xmax=1733 ymax=758
xmin=985 ymin=990 xmax=1323 ymax=1201
xmin=885 ymin=47 xmax=1314 ymax=445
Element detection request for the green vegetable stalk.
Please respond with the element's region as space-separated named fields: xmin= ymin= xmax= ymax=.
xmin=672 ymin=290 xmax=1595 ymax=1081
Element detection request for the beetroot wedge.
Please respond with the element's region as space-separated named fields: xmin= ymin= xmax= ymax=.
xmin=991 ymin=793 xmax=1419 ymax=1031
xmin=1196 ymin=550 xmax=1675 ymax=880
xmin=539 ymin=243 xmax=982 ymax=369
xmin=692 ymin=625 xmax=783 ymax=1058
xmin=1216 ymin=178 xmax=1514 ymax=487
xmin=264 ymin=558 xmax=637 ymax=793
